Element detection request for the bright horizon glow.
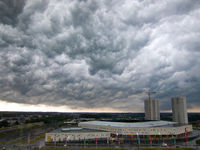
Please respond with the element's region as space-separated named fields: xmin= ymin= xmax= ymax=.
xmin=0 ymin=100 xmax=126 ymax=113
xmin=0 ymin=100 xmax=199 ymax=113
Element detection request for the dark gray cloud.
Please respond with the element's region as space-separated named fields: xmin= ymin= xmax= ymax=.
xmin=0 ymin=0 xmax=200 ymax=111
xmin=0 ymin=0 xmax=26 ymax=25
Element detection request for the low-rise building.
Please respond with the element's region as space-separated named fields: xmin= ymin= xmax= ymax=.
xmin=45 ymin=127 xmax=110 ymax=142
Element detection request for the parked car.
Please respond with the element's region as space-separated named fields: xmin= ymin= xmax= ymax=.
xmin=162 ymin=143 xmax=167 ymax=147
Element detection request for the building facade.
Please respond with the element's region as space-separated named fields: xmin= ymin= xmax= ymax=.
xmin=79 ymin=121 xmax=192 ymax=136
xmin=144 ymin=99 xmax=160 ymax=120
xmin=45 ymin=128 xmax=110 ymax=142
xmin=171 ymin=96 xmax=188 ymax=124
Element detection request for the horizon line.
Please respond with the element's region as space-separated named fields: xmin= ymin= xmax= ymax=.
xmin=0 ymin=110 xmax=199 ymax=113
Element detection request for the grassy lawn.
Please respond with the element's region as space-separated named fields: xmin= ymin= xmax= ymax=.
xmin=80 ymin=148 xmax=126 ymax=150
xmin=40 ymin=148 xmax=71 ymax=150
xmin=41 ymin=148 xmax=125 ymax=150
xmin=137 ymin=148 xmax=195 ymax=150
xmin=26 ymin=134 xmax=45 ymax=144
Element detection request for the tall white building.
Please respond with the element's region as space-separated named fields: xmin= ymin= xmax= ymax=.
xmin=171 ymin=96 xmax=188 ymax=124
xmin=144 ymin=99 xmax=160 ymax=120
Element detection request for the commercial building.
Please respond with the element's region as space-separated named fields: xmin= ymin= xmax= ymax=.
xmin=144 ymin=99 xmax=160 ymax=120
xmin=45 ymin=121 xmax=192 ymax=143
xmin=171 ymin=96 xmax=188 ymax=124
xmin=45 ymin=127 xmax=110 ymax=142
xmin=79 ymin=121 xmax=192 ymax=136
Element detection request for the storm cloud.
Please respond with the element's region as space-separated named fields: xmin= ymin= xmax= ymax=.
xmin=0 ymin=0 xmax=200 ymax=111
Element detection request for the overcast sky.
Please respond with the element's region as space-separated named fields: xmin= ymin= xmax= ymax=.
xmin=0 ymin=0 xmax=200 ymax=112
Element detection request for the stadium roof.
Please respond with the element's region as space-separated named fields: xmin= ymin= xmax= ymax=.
xmin=50 ymin=127 xmax=109 ymax=133
xmin=79 ymin=121 xmax=177 ymax=128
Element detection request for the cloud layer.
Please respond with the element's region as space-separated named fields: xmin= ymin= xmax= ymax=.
xmin=0 ymin=0 xmax=200 ymax=111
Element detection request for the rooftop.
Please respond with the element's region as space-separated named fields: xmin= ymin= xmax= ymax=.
xmin=49 ymin=127 xmax=109 ymax=133
xmin=79 ymin=121 xmax=178 ymax=128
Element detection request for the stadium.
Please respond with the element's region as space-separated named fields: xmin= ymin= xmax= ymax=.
xmin=79 ymin=120 xmax=192 ymax=136
xmin=45 ymin=97 xmax=195 ymax=144
xmin=45 ymin=120 xmax=193 ymax=143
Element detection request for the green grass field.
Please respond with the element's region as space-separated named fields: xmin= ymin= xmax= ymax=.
xmin=137 ymin=148 xmax=195 ymax=150
xmin=40 ymin=148 xmax=71 ymax=150
xmin=79 ymin=148 xmax=126 ymax=150
xmin=41 ymin=148 xmax=126 ymax=150
xmin=40 ymin=147 xmax=196 ymax=150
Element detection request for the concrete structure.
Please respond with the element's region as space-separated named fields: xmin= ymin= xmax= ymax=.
xmin=79 ymin=121 xmax=192 ymax=136
xmin=45 ymin=127 xmax=110 ymax=142
xmin=144 ymin=99 xmax=160 ymax=120
xmin=171 ymin=96 xmax=188 ymax=124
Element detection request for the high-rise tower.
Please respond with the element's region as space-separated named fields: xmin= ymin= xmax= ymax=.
xmin=144 ymin=99 xmax=160 ymax=120
xmin=171 ymin=96 xmax=188 ymax=124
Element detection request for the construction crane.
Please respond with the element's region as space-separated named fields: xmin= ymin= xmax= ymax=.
xmin=133 ymin=89 xmax=157 ymax=120
xmin=133 ymin=90 xmax=156 ymax=99
xmin=146 ymin=91 xmax=156 ymax=101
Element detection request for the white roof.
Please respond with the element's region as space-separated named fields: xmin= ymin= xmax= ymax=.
xmin=61 ymin=128 xmax=82 ymax=131
xmin=79 ymin=121 xmax=177 ymax=128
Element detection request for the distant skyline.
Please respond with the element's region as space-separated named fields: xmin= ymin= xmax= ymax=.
xmin=0 ymin=100 xmax=199 ymax=113
xmin=0 ymin=0 xmax=200 ymax=112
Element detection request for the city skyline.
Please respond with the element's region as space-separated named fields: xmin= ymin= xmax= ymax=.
xmin=0 ymin=0 xmax=200 ymax=112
